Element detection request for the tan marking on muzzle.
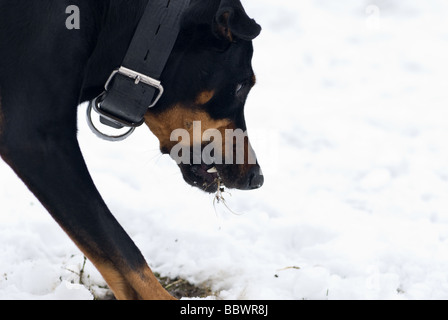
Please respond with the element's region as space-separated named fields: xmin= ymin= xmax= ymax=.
xmin=144 ymin=105 xmax=233 ymax=151
xmin=144 ymin=105 xmax=260 ymax=189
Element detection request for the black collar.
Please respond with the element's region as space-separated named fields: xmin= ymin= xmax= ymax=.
xmin=87 ymin=0 xmax=191 ymax=141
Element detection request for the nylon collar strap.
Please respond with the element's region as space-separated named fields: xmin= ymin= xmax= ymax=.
xmin=88 ymin=0 xmax=191 ymax=141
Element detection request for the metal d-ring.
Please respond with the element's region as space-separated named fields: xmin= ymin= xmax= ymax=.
xmin=86 ymin=95 xmax=136 ymax=142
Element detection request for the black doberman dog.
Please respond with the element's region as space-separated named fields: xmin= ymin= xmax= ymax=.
xmin=0 ymin=0 xmax=263 ymax=300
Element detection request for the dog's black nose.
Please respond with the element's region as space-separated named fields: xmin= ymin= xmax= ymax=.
xmin=247 ymin=166 xmax=264 ymax=190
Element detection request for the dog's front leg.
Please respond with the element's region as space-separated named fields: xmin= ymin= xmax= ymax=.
xmin=0 ymin=109 xmax=174 ymax=301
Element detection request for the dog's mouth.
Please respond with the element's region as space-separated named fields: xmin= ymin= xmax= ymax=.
xmin=177 ymin=161 xmax=264 ymax=193
xmin=178 ymin=163 xmax=221 ymax=193
xmin=167 ymin=142 xmax=264 ymax=193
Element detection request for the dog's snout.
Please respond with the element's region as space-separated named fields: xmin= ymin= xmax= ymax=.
xmin=246 ymin=166 xmax=264 ymax=190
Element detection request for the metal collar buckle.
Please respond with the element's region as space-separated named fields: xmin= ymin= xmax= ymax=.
xmin=105 ymin=67 xmax=164 ymax=109
xmin=87 ymin=67 xmax=164 ymax=142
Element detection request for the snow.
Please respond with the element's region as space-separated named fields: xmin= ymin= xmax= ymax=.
xmin=2 ymin=0 xmax=448 ymax=300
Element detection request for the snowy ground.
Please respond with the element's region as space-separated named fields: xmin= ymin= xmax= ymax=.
xmin=2 ymin=0 xmax=448 ymax=300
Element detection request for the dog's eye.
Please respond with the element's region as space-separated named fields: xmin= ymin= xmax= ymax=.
xmin=236 ymin=83 xmax=245 ymax=95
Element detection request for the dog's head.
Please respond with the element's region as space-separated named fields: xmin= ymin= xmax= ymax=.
xmin=144 ymin=0 xmax=263 ymax=193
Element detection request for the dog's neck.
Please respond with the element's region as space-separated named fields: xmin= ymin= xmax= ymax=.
xmin=80 ymin=0 xmax=150 ymax=102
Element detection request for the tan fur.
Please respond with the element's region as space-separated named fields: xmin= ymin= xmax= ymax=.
xmin=94 ymin=260 xmax=174 ymax=300
xmin=66 ymin=231 xmax=174 ymax=300
xmin=195 ymin=90 xmax=215 ymax=105
xmin=144 ymin=105 xmax=233 ymax=151
xmin=217 ymin=12 xmax=233 ymax=41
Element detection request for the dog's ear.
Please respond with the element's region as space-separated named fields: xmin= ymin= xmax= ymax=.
xmin=214 ymin=0 xmax=261 ymax=41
